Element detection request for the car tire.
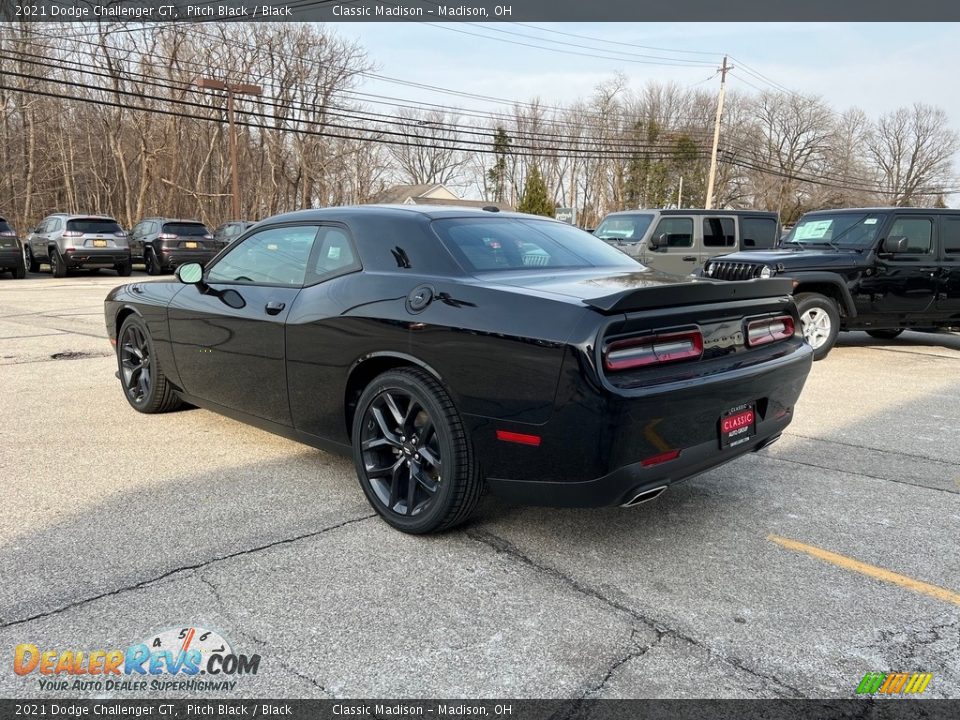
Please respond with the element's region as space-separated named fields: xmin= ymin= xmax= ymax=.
xmin=115 ymin=260 xmax=132 ymax=277
xmin=13 ymin=261 xmax=26 ymax=279
xmin=50 ymin=247 xmax=67 ymax=278
xmin=146 ymin=248 xmax=163 ymax=276
xmin=117 ymin=315 xmax=183 ymax=414
xmin=866 ymin=329 xmax=904 ymax=340
xmin=795 ymin=292 xmax=840 ymax=361
xmin=352 ymin=368 xmax=483 ymax=534
xmin=25 ymin=247 xmax=39 ymax=273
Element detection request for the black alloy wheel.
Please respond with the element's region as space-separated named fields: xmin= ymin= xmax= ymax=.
xmin=117 ymin=316 xmax=182 ymax=413
xmin=352 ymin=368 xmax=482 ymax=534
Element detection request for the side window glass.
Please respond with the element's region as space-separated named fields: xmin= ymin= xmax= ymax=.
xmin=651 ymin=217 xmax=693 ymax=248
xmin=207 ymin=225 xmax=319 ymax=286
xmin=703 ymin=217 xmax=735 ymax=247
xmin=941 ymin=217 xmax=960 ymax=256
xmin=889 ymin=217 xmax=933 ymax=254
xmin=741 ymin=218 xmax=777 ymax=248
xmin=309 ymin=227 xmax=361 ymax=282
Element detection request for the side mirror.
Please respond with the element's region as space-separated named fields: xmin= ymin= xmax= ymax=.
xmin=176 ymin=262 xmax=204 ymax=284
xmin=881 ymin=236 xmax=909 ymax=253
xmin=648 ymin=233 xmax=666 ymax=250
xmin=743 ymin=237 xmax=756 ymax=247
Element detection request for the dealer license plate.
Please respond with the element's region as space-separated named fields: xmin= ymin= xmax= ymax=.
xmin=92 ymin=239 xmax=107 ymax=248
xmin=185 ymin=241 xmax=199 ymax=249
xmin=719 ymin=403 xmax=757 ymax=449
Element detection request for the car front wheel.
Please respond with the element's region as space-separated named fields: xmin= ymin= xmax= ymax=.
xmin=351 ymin=368 xmax=483 ymax=534
xmin=117 ymin=316 xmax=183 ymax=413
xmin=795 ymin=292 xmax=840 ymax=361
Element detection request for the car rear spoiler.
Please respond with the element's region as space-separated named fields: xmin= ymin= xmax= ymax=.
xmin=583 ymin=278 xmax=795 ymax=314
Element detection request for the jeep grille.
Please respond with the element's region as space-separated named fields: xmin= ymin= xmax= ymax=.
xmin=709 ymin=261 xmax=764 ymax=281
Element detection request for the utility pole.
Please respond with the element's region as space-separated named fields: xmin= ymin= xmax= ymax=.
xmin=677 ymin=176 xmax=683 ymax=208
xmin=195 ymin=77 xmax=263 ymax=220
xmin=704 ymin=56 xmax=732 ymax=210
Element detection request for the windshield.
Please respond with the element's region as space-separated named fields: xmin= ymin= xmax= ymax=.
xmin=594 ymin=214 xmax=655 ymax=241
xmin=781 ymin=213 xmax=883 ymax=248
xmin=0 ymin=220 xmax=12 ymax=233
xmin=66 ymin=218 xmax=122 ymax=234
xmin=433 ymin=218 xmax=640 ymax=273
xmin=163 ymin=222 xmax=209 ymax=236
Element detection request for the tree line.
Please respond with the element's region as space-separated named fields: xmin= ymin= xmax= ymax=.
xmin=1 ymin=21 xmax=957 ymax=234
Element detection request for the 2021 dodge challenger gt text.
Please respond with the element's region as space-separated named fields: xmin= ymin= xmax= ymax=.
xmin=105 ymin=206 xmax=813 ymax=533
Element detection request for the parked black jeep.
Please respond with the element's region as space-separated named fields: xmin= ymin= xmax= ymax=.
xmin=700 ymin=208 xmax=960 ymax=359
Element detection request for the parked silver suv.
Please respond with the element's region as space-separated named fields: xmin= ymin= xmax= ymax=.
xmin=24 ymin=214 xmax=131 ymax=277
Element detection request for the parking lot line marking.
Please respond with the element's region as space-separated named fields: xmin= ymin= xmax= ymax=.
xmin=768 ymin=534 xmax=960 ymax=607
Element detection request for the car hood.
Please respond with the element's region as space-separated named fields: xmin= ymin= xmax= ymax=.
xmin=478 ymin=267 xmax=793 ymax=314
xmin=713 ymin=247 xmax=868 ymax=270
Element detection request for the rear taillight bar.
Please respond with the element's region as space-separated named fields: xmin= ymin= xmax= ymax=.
xmin=745 ymin=315 xmax=795 ymax=347
xmin=159 ymin=233 xmax=177 ymax=239
xmin=62 ymin=231 xmax=83 ymax=238
xmin=0 ymin=231 xmax=16 ymax=237
xmin=603 ymin=329 xmax=704 ymax=372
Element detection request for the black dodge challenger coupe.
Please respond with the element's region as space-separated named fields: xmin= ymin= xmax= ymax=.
xmin=105 ymin=206 xmax=813 ymax=533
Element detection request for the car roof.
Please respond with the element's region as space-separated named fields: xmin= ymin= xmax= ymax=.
xmin=801 ymin=207 xmax=960 ymax=214
xmin=141 ymin=217 xmax=205 ymax=223
xmin=47 ymin=213 xmax=117 ymax=219
xmin=602 ymin=209 xmax=778 ymax=217
xmin=259 ymin=204 xmax=564 ymax=224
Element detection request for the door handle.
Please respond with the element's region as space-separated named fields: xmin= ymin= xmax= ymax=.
xmin=682 ymin=256 xmax=697 ymax=262
xmin=265 ymin=301 xmax=286 ymax=315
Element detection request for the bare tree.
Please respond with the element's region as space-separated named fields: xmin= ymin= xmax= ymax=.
xmin=387 ymin=109 xmax=468 ymax=186
xmin=867 ymin=103 xmax=959 ymax=206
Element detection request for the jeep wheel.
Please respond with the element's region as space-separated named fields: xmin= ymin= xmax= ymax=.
xmin=795 ymin=292 xmax=840 ymax=361
xmin=146 ymin=248 xmax=163 ymax=276
xmin=866 ymin=329 xmax=904 ymax=340
xmin=49 ymin=247 xmax=67 ymax=278
xmin=115 ymin=260 xmax=132 ymax=277
xmin=13 ymin=261 xmax=26 ymax=279
xmin=25 ymin=247 xmax=39 ymax=273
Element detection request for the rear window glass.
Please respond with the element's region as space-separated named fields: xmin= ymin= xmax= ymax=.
xmin=0 ymin=220 xmax=12 ymax=233
xmin=741 ymin=217 xmax=778 ymax=248
xmin=703 ymin=217 xmax=735 ymax=247
xmin=594 ymin=214 xmax=654 ymax=241
xmin=941 ymin=217 xmax=960 ymax=255
xmin=66 ymin=219 xmax=122 ymax=234
xmin=163 ymin=222 xmax=209 ymax=236
xmin=433 ymin=218 xmax=639 ymax=273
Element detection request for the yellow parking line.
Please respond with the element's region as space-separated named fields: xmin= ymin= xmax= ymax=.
xmin=768 ymin=534 xmax=960 ymax=607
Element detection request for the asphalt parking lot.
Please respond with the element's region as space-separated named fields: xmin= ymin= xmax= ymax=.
xmin=1 ymin=270 xmax=958 ymax=700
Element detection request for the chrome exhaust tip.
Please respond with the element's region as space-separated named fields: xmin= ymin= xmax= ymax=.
xmin=621 ymin=486 xmax=668 ymax=508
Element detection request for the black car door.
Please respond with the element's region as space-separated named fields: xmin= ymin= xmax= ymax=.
xmin=167 ymin=223 xmax=321 ymax=425
xmin=937 ymin=215 xmax=960 ymax=320
xmin=867 ymin=214 xmax=939 ymax=316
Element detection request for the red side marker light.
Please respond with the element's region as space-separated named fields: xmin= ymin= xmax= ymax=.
xmin=641 ymin=449 xmax=681 ymax=467
xmin=496 ymin=430 xmax=542 ymax=447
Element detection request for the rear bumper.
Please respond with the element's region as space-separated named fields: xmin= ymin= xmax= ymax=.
xmin=0 ymin=249 xmax=23 ymax=268
xmin=64 ymin=249 xmax=130 ymax=267
xmin=157 ymin=249 xmax=217 ymax=268
xmin=473 ymin=340 xmax=812 ymax=507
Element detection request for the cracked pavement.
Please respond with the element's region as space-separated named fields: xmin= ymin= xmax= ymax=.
xmin=1 ymin=274 xmax=959 ymax=698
